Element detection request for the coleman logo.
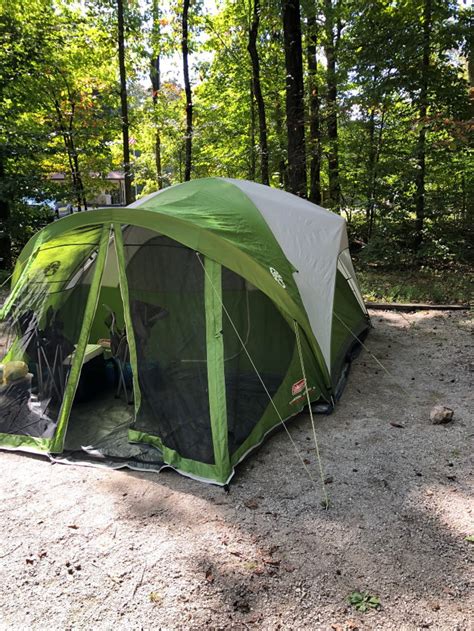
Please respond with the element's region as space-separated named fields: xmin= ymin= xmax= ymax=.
xmin=292 ymin=378 xmax=306 ymax=396
xmin=269 ymin=266 xmax=286 ymax=288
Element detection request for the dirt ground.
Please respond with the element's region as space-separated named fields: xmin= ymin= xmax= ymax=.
xmin=0 ymin=309 xmax=472 ymax=631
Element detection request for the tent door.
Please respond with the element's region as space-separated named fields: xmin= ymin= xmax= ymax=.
xmin=57 ymin=225 xmax=163 ymax=469
xmin=117 ymin=226 xmax=226 ymax=474
xmin=0 ymin=225 xmax=110 ymax=453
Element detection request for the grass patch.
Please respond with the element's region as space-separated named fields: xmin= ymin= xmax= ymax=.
xmin=356 ymin=266 xmax=472 ymax=305
xmin=348 ymin=591 xmax=381 ymax=612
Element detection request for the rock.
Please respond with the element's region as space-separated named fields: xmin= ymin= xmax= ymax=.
xmin=430 ymin=405 xmax=454 ymax=425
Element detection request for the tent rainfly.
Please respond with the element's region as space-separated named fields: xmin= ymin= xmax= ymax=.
xmin=0 ymin=178 xmax=370 ymax=485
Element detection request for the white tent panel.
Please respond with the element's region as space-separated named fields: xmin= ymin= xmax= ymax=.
xmin=225 ymin=179 xmax=345 ymax=373
xmin=337 ymin=248 xmax=368 ymax=316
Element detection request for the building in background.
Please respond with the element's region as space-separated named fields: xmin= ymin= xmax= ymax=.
xmin=50 ymin=172 xmax=126 ymax=206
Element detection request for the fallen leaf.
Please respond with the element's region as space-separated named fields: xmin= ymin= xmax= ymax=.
xmin=244 ymin=498 xmax=259 ymax=510
xmin=149 ymin=591 xmax=163 ymax=605
xmin=205 ymin=567 xmax=214 ymax=583
xmin=262 ymin=557 xmax=280 ymax=566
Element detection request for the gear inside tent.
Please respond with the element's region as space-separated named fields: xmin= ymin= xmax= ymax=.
xmin=0 ymin=178 xmax=370 ymax=485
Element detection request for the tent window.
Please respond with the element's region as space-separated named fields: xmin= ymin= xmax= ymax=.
xmin=221 ymin=266 xmax=294 ymax=455
xmin=124 ymin=230 xmax=214 ymax=465
xmin=0 ymin=226 xmax=102 ymax=439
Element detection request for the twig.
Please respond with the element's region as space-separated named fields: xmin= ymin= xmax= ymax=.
xmin=0 ymin=543 xmax=22 ymax=559
xmin=132 ymin=566 xmax=146 ymax=598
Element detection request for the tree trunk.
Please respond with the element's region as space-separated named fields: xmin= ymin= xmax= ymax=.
xmin=414 ymin=0 xmax=432 ymax=250
xmin=306 ymin=13 xmax=321 ymax=204
xmin=151 ymin=0 xmax=163 ymax=189
xmin=324 ymin=0 xmax=340 ymax=212
xmin=72 ymin=151 xmax=87 ymax=211
xmin=117 ymin=0 xmax=134 ymax=205
xmin=0 ymin=153 xmax=11 ymax=270
xmin=366 ymin=107 xmax=386 ymax=240
xmin=53 ymin=98 xmax=85 ymax=211
xmin=249 ymin=79 xmax=256 ymax=181
xmin=247 ymin=0 xmax=269 ymax=185
xmin=365 ymin=107 xmax=376 ymax=237
xmin=274 ymin=91 xmax=287 ymax=188
xmin=282 ymin=0 xmax=307 ymax=198
xmin=182 ymin=0 xmax=193 ymax=182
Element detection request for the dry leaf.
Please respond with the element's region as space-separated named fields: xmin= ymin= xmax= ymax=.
xmin=205 ymin=567 xmax=214 ymax=583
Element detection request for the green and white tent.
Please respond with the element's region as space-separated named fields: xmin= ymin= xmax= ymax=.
xmin=0 ymin=178 xmax=369 ymax=485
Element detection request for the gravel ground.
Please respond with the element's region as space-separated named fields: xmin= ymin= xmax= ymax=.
xmin=0 ymin=309 xmax=472 ymax=630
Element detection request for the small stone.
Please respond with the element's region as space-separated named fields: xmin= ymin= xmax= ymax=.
xmin=430 ymin=405 xmax=454 ymax=425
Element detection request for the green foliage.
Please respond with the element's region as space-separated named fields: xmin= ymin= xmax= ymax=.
xmin=357 ymin=267 xmax=471 ymax=305
xmin=348 ymin=591 xmax=381 ymax=613
xmin=7 ymin=201 xmax=55 ymax=259
xmin=0 ymin=0 xmax=471 ymax=283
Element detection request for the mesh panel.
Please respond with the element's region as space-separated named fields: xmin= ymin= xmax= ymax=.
xmin=124 ymin=230 xmax=214 ymax=464
xmin=222 ymin=267 xmax=295 ymax=455
xmin=0 ymin=226 xmax=102 ymax=439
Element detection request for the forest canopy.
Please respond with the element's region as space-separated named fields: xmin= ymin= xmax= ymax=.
xmin=0 ymin=0 xmax=472 ymax=280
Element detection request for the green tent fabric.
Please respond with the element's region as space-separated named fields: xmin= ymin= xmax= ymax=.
xmin=0 ymin=178 xmax=369 ymax=485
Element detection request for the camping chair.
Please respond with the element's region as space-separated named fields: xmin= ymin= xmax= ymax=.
xmin=104 ymin=307 xmax=132 ymax=405
xmin=16 ymin=307 xmax=73 ymax=402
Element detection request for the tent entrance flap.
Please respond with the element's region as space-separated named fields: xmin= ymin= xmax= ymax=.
xmin=54 ymin=224 xmax=163 ymax=470
xmin=0 ymin=225 xmax=107 ymax=451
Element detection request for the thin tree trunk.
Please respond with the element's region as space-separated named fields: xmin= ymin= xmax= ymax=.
xmin=69 ymin=101 xmax=87 ymax=211
xmin=274 ymin=92 xmax=287 ymax=188
xmin=307 ymin=13 xmax=321 ymax=204
xmin=414 ymin=0 xmax=432 ymax=250
xmin=282 ymin=0 xmax=307 ymax=197
xmin=0 ymin=153 xmax=11 ymax=270
xmin=117 ymin=0 xmax=133 ymax=204
xmin=151 ymin=78 xmax=163 ymax=189
xmin=182 ymin=0 xmax=193 ymax=182
xmin=366 ymin=108 xmax=386 ymax=240
xmin=365 ymin=107 xmax=376 ymax=237
xmin=247 ymin=0 xmax=269 ymax=185
xmin=324 ymin=0 xmax=340 ymax=212
xmin=73 ymin=153 xmax=87 ymax=211
xmin=461 ymin=173 xmax=466 ymax=222
xmin=53 ymin=99 xmax=83 ymax=211
xmin=151 ymin=0 xmax=163 ymax=189
xmin=249 ymin=79 xmax=257 ymax=181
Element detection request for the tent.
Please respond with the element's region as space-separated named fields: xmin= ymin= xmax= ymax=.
xmin=0 ymin=178 xmax=369 ymax=485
